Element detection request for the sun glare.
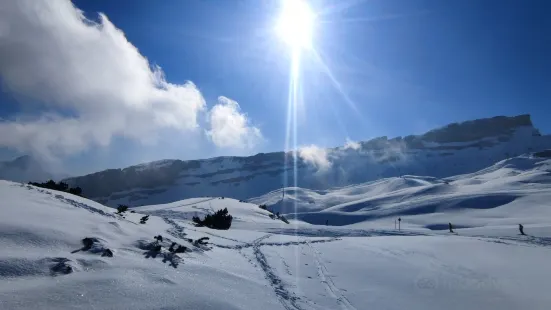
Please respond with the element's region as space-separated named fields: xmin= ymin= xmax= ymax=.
xmin=276 ymin=0 xmax=315 ymax=50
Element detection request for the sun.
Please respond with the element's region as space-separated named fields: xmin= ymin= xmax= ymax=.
xmin=276 ymin=0 xmax=315 ymax=50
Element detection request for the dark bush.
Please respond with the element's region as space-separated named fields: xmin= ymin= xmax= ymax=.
xmin=82 ymin=237 xmax=97 ymax=251
xmin=193 ymin=208 xmax=232 ymax=230
xmin=259 ymin=204 xmax=267 ymax=210
xmin=140 ymin=215 xmax=150 ymax=224
xmin=194 ymin=237 xmax=209 ymax=246
xmin=117 ymin=205 xmax=129 ymax=214
xmin=68 ymin=187 xmax=82 ymax=196
xmin=29 ymin=180 xmax=84 ymax=197
xmin=174 ymin=245 xmax=187 ymax=253
xmin=168 ymin=242 xmax=177 ymax=252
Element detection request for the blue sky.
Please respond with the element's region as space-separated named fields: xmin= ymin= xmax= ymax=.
xmin=0 ymin=0 xmax=549 ymax=174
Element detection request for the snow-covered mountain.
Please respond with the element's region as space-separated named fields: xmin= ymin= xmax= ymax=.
xmin=251 ymin=152 xmax=551 ymax=227
xmin=65 ymin=114 xmax=551 ymax=207
xmin=0 ymin=155 xmax=55 ymax=183
xmin=3 ymin=153 xmax=551 ymax=309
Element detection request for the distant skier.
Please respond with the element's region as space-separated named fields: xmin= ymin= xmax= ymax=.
xmin=519 ymin=224 xmax=525 ymax=235
xmin=448 ymin=222 xmax=454 ymax=233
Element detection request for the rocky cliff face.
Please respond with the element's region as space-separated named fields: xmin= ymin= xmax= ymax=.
xmin=64 ymin=114 xmax=551 ymax=207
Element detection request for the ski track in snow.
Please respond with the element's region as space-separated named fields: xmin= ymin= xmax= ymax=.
xmin=249 ymin=234 xmax=305 ymax=310
xmin=308 ymin=242 xmax=358 ymax=310
xmin=472 ymin=235 xmax=551 ymax=248
xmin=185 ymin=226 xmax=243 ymax=243
xmin=163 ymin=217 xmax=188 ymax=240
xmin=212 ymin=238 xmax=340 ymax=250
xmin=163 ymin=197 xmax=218 ymax=210
xmin=22 ymin=184 xmax=116 ymax=219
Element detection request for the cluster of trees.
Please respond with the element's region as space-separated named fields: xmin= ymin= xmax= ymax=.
xmin=29 ymin=180 xmax=83 ymax=196
xmin=193 ymin=208 xmax=233 ymax=230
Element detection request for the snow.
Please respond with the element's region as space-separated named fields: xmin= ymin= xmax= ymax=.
xmin=252 ymin=155 xmax=551 ymax=230
xmin=2 ymin=153 xmax=551 ymax=309
xmin=65 ymin=123 xmax=551 ymax=207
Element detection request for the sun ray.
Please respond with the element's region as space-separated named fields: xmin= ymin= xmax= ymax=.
xmin=311 ymin=48 xmax=362 ymax=115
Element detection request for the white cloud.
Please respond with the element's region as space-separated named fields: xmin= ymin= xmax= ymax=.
xmin=343 ymin=137 xmax=361 ymax=150
xmin=298 ymin=145 xmax=332 ymax=171
xmin=0 ymin=0 xmax=206 ymax=159
xmin=206 ymin=96 xmax=262 ymax=149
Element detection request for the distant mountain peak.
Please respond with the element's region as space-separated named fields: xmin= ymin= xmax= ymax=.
xmin=419 ymin=114 xmax=534 ymax=144
xmin=0 ymin=155 xmax=54 ymax=183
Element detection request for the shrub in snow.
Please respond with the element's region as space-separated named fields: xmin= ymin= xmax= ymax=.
xmin=101 ymin=249 xmax=113 ymax=257
xmin=82 ymin=237 xmax=98 ymax=251
xmin=50 ymin=258 xmax=74 ymax=276
xmin=168 ymin=242 xmax=177 ymax=252
xmin=28 ymin=180 xmax=84 ymax=197
xmin=117 ymin=204 xmax=129 ymax=214
xmin=194 ymin=237 xmax=210 ymax=246
xmin=154 ymin=235 xmax=163 ymax=242
xmin=258 ymin=204 xmax=267 ymax=210
xmin=168 ymin=242 xmax=188 ymax=253
xmin=140 ymin=215 xmax=150 ymax=224
xmin=68 ymin=186 xmax=82 ymax=196
xmin=192 ymin=208 xmax=233 ymax=230
xmin=174 ymin=245 xmax=187 ymax=253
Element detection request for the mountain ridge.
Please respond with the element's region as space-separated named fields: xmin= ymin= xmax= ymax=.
xmin=62 ymin=114 xmax=551 ymax=207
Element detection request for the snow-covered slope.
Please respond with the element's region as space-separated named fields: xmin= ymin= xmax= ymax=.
xmin=251 ymin=154 xmax=551 ymax=228
xmin=64 ymin=114 xmax=551 ymax=207
xmin=2 ymin=176 xmax=551 ymax=309
xmin=0 ymin=181 xmax=285 ymax=310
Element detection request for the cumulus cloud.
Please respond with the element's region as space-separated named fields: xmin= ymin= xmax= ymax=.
xmin=206 ymin=96 xmax=262 ymax=149
xmin=0 ymin=0 xmax=206 ymax=158
xmin=343 ymin=137 xmax=361 ymax=150
xmin=298 ymin=145 xmax=332 ymax=171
